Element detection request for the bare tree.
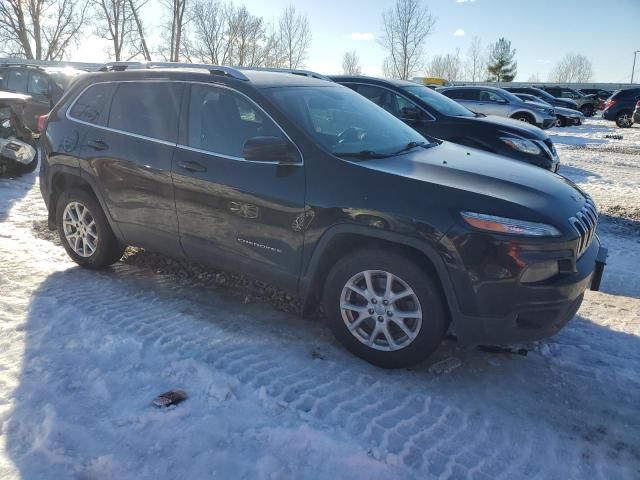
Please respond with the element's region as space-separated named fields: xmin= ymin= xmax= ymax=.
xmin=465 ymin=36 xmax=484 ymax=82
xmin=0 ymin=0 xmax=89 ymax=60
xmin=231 ymin=5 xmax=268 ymax=66
xmin=160 ymin=0 xmax=188 ymax=61
xmin=342 ymin=50 xmax=361 ymax=75
xmin=277 ymin=4 xmax=311 ymax=68
xmin=93 ymin=0 xmax=131 ymax=61
xmin=128 ymin=0 xmax=151 ymax=60
xmin=380 ymin=0 xmax=436 ymax=79
xmin=527 ymin=72 xmax=541 ymax=83
xmin=550 ymin=53 xmax=593 ymax=83
xmin=427 ymin=49 xmax=462 ymax=82
xmin=187 ymin=0 xmax=235 ymax=64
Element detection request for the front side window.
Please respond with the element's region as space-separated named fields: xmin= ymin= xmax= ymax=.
xmin=187 ymin=84 xmax=284 ymax=157
xmin=69 ymin=83 xmax=117 ymax=124
xmin=264 ymin=85 xmax=428 ymax=157
xmin=480 ymin=90 xmax=505 ymax=103
xmin=7 ymin=70 xmax=28 ymax=93
xmin=108 ymin=82 xmax=183 ymax=142
xmin=355 ymin=85 xmax=418 ymax=118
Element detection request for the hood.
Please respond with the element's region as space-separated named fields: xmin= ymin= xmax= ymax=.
xmin=462 ymin=114 xmax=548 ymax=140
xmin=360 ymin=141 xmax=587 ymax=233
xmin=554 ymin=106 xmax=584 ymax=118
xmin=0 ymin=92 xmax=31 ymax=108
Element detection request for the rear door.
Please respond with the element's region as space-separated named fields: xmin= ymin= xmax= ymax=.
xmin=76 ymin=81 xmax=184 ymax=256
xmin=172 ymin=83 xmax=305 ymax=290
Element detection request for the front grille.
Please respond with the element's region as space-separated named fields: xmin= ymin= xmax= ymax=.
xmin=569 ymin=196 xmax=598 ymax=258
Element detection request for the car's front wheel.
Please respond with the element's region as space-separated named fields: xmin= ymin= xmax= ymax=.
xmin=323 ymin=249 xmax=448 ymax=368
xmin=511 ymin=113 xmax=534 ymax=124
xmin=56 ymin=189 xmax=125 ymax=268
xmin=616 ymin=111 xmax=634 ymax=128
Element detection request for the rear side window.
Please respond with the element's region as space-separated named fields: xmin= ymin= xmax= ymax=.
xmin=7 ymin=70 xmax=28 ymax=92
xmin=108 ymin=82 xmax=183 ymax=143
xmin=69 ymin=83 xmax=116 ymax=124
xmin=187 ymin=84 xmax=283 ymax=157
xmin=442 ymin=89 xmax=477 ymax=100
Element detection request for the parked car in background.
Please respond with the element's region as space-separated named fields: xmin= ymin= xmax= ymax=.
xmin=332 ymin=76 xmax=560 ymax=171
xmin=513 ymin=93 xmax=584 ymax=127
xmin=437 ymin=85 xmax=557 ymax=129
xmin=540 ymin=86 xmax=597 ymax=117
xmin=40 ymin=64 xmax=605 ymax=367
xmin=634 ymin=100 xmax=640 ymax=125
xmin=579 ymin=88 xmax=612 ymax=110
xmin=503 ymin=86 xmax=579 ymax=111
xmin=0 ymin=63 xmax=85 ymax=134
xmin=602 ymin=88 xmax=640 ymax=128
xmin=0 ymin=92 xmax=38 ymax=175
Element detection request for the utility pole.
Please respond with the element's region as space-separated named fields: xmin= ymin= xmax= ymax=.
xmin=632 ymin=50 xmax=640 ymax=84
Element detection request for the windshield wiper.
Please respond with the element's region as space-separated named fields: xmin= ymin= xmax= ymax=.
xmin=392 ymin=141 xmax=432 ymax=155
xmin=333 ymin=150 xmax=390 ymax=159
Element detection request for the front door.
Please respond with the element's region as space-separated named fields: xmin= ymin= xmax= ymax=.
xmin=172 ymin=83 xmax=306 ymax=291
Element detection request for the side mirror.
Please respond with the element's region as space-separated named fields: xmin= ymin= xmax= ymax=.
xmin=400 ymin=106 xmax=424 ymax=121
xmin=242 ymin=136 xmax=299 ymax=164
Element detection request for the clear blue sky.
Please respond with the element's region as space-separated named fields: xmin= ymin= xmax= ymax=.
xmin=73 ymin=0 xmax=640 ymax=82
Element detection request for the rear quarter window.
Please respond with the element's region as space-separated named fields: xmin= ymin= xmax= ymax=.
xmin=69 ymin=83 xmax=117 ymax=125
xmin=108 ymin=82 xmax=184 ymax=143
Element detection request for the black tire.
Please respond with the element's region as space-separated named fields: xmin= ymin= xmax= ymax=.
xmin=557 ymin=116 xmax=567 ymax=127
xmin=511 ymin=112 xmax=534 ymax=124
xmin=56 ymin=188 xmax=125 ymax=269
xmin=16 ymin=155 xmax=38 ymax=174
xmin=616 ymin=111 xmax=634 ymax=128
xmin=580 ymin=105 xmax=594 ymax=117
xmin=323 ymin=248 xmax=449 ymax=368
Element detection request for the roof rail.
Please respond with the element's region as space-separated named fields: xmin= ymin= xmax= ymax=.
xmin=95 ymin=61 xmax=250 ymax=81
xmin=238 ymin=66 xmax=331 ymax=81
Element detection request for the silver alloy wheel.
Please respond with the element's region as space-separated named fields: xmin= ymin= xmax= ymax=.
xmin=340 ymin=270 xmax=422 ymax=352
xmin=619 ymin=114 xmax=632 ymax=127
xmin=62 ymin=201 xmax=98 ymax=257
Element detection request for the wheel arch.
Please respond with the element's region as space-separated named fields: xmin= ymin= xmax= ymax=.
xmin=510 ymin=110 xmax=535 ymax=122
xmin=47 ymin=167 xmax=122 ymax=241
xmin=300 ymin=225 xmax=459 ymax=321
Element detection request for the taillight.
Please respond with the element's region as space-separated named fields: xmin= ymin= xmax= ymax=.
xmin=604 ymin=99 xmax=615 ymax=109
xmin=636 ymin=100 xmax=640 ymax=108
xmin=36 ymin=114 xmax=48 ymax=133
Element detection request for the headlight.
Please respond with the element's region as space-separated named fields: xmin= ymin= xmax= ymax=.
xmin=461 ymin=212 xmax=562 ymax=237
xmin=500 ymin=137 xmax=541 ymax=155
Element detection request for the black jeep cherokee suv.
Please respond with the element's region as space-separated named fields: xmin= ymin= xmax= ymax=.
xmin=40 ymin=64 xmax=605 ymax=368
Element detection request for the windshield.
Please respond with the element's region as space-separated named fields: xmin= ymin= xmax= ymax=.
xmin=521 ymin=94 xmax=551 ymax=107
xmin=47 ymin=71 xmax=83 ymax=91
xmin=497 ymin=89 xmax=524 ymax=103
xmin=402 ymin=85 xmax=474 ymax=117
xmin=264 ymin=86 xmax=429 ymax=157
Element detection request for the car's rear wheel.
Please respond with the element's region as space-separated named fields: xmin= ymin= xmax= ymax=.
xmin=56 ymin=189 xmax=125 ymax=268
xmin=557 ymin=117 xmax=567 ymax=127
xmin=323 ymin=249 xmax=448 ymax=368
xmin=511 ymin=113 xmax=534 ymax=124
xmin=616 ymin=111 xmax=634 ymax=128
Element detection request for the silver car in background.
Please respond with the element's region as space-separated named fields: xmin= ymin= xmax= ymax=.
xmin=514 ymin=93 xmax=585 ymax=127
xmin=437 ymin=85 xmax=557 ymax=129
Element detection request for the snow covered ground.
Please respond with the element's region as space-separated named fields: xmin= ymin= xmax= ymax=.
xmin=0 ymin=118 xmax=639 ymax=479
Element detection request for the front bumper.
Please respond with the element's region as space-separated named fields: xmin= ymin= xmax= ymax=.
xmin=538 ymin=116 xmax=557 ymax=129
xmin=444 ymin=230 xmax=604 ymax=346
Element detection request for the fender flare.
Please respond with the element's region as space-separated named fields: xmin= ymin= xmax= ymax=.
xmin=47 ymin=164 xmax=125 ymax=242
xmin=300 ymin=223 xmax=461 ymax=319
